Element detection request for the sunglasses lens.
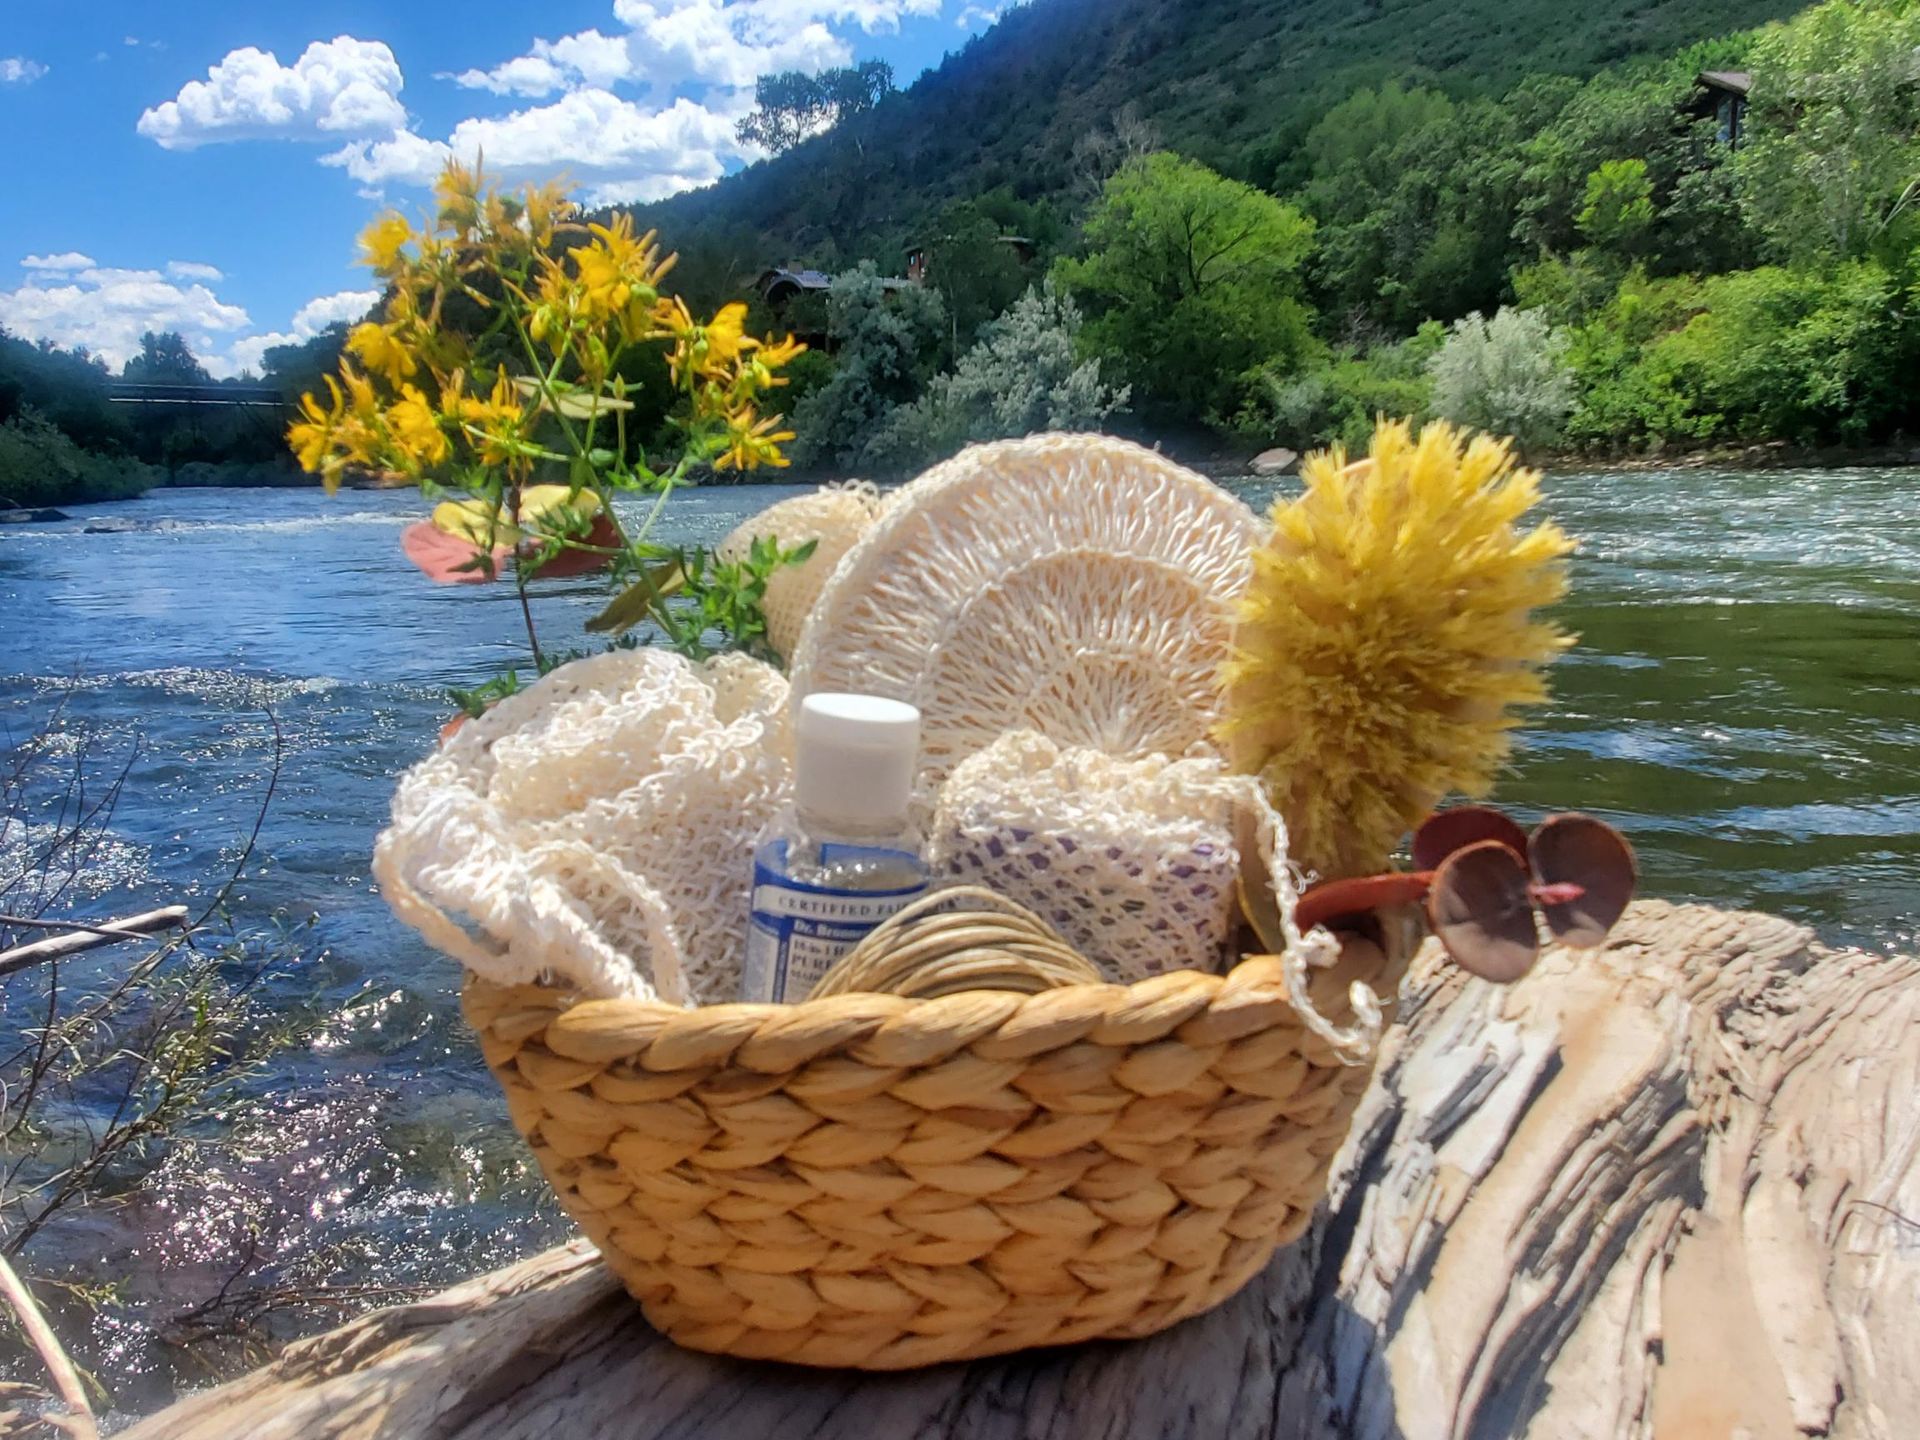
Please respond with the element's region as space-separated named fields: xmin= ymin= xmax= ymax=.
xmin=1411 ymin=805 xmax=1529 ymax=872
xmin=1427 ymin=840 xmax=1539 ymax=982
xmin=1529 ymin=814 xmax=1637 ymax=948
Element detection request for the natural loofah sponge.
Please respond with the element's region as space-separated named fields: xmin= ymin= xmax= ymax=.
xmin=791 ymin=434 xmax=1262 ymax=795
xmin=373 ymin=649 xmax=791 ymax=1004
xmin=1218 ymin=418 xmax=1574 ymax=881
xmin=716 ymin=481 xmax=885 ymax=662
xmin=930 ymin=729 xmax=1260 ymax=983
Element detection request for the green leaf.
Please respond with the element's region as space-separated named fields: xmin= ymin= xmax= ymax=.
xmin=586 ymin=560 xmax=685 ymax=635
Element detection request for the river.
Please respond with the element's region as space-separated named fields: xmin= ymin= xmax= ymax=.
xmin=1 ymin=468 xmax=1916 ymax=1411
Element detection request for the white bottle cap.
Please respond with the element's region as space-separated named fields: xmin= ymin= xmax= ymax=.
xmin=795 ymin=693 xmax=921 ymax=828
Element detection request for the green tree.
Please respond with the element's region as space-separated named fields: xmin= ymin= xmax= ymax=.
xmin=260 ymin=323 xmax=350 ymax=398
xmin=1296 ymin=89 xmax=1531 ymax=331
xmin=918 ymin=200 xmax=1029 ymax=353
xmin=1054 ymin=153 xmax=1316 ymax=419
xmin=121 ymin=330 xmax=210 ymax=385
xmin=735 ymin=61 xmax=894 ymax=155
xmin=1577 ymin=158 xmax=1657 ymax=255
xmin=1736 ymin=0 xmax=1920 ymax=265
xmin=866 ymin=282 xmax=1129 ymax=471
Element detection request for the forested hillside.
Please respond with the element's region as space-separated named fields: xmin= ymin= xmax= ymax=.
xmin=15 ymin=0 xmax=1920 ymax=506
xmin=624 ymin=0 xmax=1920 ymax=471
xmin=639 ymin=0 xmax=1808 ymax=268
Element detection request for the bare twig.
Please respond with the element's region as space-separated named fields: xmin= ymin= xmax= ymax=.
xmin=0 ymin=908 xmax=191 ymax=975
xmin=0 ymin=1249 xmax=98 ymax=1440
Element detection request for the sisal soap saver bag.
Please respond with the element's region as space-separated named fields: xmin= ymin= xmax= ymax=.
xmin=931 ymin=730 xmax=1262 ymax=984
xmin=373 ymin=648 xmax=791 ymax=1005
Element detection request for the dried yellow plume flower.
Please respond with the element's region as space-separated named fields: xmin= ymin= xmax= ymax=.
xmin=1219 ymin=418 xmax=1574 ymax=880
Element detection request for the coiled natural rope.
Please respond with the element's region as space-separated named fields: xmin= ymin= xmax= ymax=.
xmin=811 ymin=886 xmax=1105 ymax=999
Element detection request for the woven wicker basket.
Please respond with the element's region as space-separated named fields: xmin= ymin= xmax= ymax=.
xmin=463 ymin=908 xmax=1417 ymax=1369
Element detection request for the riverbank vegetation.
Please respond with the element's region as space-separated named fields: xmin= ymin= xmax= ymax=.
xmin=7 ymin=0 xmax=1918 ymax=502
xmin=0 ymin=325 xmax=351 ymax=508
xmin=0 ymin=702 xmax=335 ymax=1419
xmin=633 ymin=0 xmax=1920 ymax=468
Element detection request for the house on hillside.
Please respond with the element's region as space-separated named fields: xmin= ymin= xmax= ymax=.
xmin=754 ymin=265 xmax=913 ymax=349
xmin=755 ymin=267 xmax=834 ymax=307
xmin=1688 ymin=70 xmax=1751 ymax=148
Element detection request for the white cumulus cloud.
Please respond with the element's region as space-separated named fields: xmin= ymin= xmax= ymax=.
xmin=225 ymin=289 xmax=378 ymax=377
xmin=329 ymin=88 xmax=741 ymax=205
xmin=1 ymin=57 xmax=48 ymax=84
xmin=0 ymin=249 xmax=378 ymax=379
xmin=0 ymin=266 xmax=250 ymax=373
xmin=144 ymin=5 xmax=966 ymax=210
xmin=137 ymin=37 xmax=407 ymax=149
xmin=22 ymin=252 xmax=97 ymax=271
xmin=335 ymin=1 xmax=950 ymax=203
xmin=444 ymin=29 xmax=633 ymax=97
xmin=955 ymin=3 xmax=1011 ymax=28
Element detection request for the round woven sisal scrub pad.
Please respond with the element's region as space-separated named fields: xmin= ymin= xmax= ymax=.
xmin=789 ymin=434 xmax=1262 ymax=794
xmin=372 ymin=649 xmax=791 ymax=1005
xmin=716 ymin=481 xmax=885 ymax=663
xmin=930 ymin=729 xmax=1258 ymax=983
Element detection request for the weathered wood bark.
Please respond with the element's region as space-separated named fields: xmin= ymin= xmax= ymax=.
xmin=123 ymin=902 xmax=1920 ymax=1440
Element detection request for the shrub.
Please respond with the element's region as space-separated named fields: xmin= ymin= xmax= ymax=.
xmin=864 ymin=283 xmax=1129 ymax=472
xmin=0 ymin=411 xmax=155 ymax=508
xmin=1566 ymin=261 xmax=1917 ymax=447
xmin=1233 ymin=325 xmax=1441 ymax=454
xmin=1667 ymin=262 xmax=1912 ymax=442
xmin=790 ymin=263 xmax=948 ymax=468
xmin=1429 ymin=307 xmax=1575 ymax=451
xmin=1560 ymin=269 xmax=1710 ymax=447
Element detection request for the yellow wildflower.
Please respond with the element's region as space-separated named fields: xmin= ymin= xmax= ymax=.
xmin=522 ymin=181 xmax=572 ymax=248
xmin=528 ymin=256 xmax=577 ymax=349
xmin=662 ymin=299 xmax=763 ymax=385
xmin=713 ymin=409 xmax=795 ymax=471
xmin=728 ymin=332 xmax=807 ymax=403
xmin=386 ymin=384 xmax=449 ymax=469
xmin=339 ymin=364 xmax=380 ymax=420
xmin=346 ymin=321 xmax=418 ymax=386
xmin=572 ymin=239 xmax=630 ymax=320
xmin=704 ymin=302 xmax=754 ymax=371
xmin=287 ymin=375 xmax=384 ymax=492
xmin=436 ymin=160 xmax=482 ymax=232
xmin=1218 ymin=417 xmax=1574 ymax=879
xmin=287 ymin=380 xmax=343 ymax=477
xmin=652 ymin=294 xmax=694 ymax=339
xmin=571 ymin=220 xmax=662 ymax=319
xmin=359 ymin=212 xmax=413 ymax=274
xmin=758 ymin=333 xmax=807 ymax=371
xmin=455 ymin=373 xmax=529 ymax=467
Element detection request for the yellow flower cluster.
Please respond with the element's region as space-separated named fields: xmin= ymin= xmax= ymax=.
xmin=287 ymin=159 xmax=805 ymax=494
xmin=1218 ymin=418 xmax=1574 ymax=880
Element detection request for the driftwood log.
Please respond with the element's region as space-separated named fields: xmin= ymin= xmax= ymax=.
xmin=123 ymin=901 xmax=1919 ymax=1439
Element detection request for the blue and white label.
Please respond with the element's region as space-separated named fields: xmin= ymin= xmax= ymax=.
xmin=743 ymin=841 xmax=927 ymax=1003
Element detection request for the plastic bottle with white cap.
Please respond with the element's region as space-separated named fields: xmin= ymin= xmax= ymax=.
xmin=741 ymin=693 xmax=931 ymax=1002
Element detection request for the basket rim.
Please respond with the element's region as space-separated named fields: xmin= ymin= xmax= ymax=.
xmin=461 ymin=925 xmax=1413 ymax=1077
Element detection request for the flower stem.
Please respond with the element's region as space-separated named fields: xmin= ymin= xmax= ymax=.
xmin=517 ymin=574 xmax=544 ymax=672
xmin=507 ymin=482 xmax=545 ymax=672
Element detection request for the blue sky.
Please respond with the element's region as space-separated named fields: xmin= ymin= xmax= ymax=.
xmin=0 ymin=2 xmax=1013 ymax=377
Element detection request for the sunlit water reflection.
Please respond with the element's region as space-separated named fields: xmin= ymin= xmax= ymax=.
xmin=1 ymin=467 xmax=1914 ymax=1409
